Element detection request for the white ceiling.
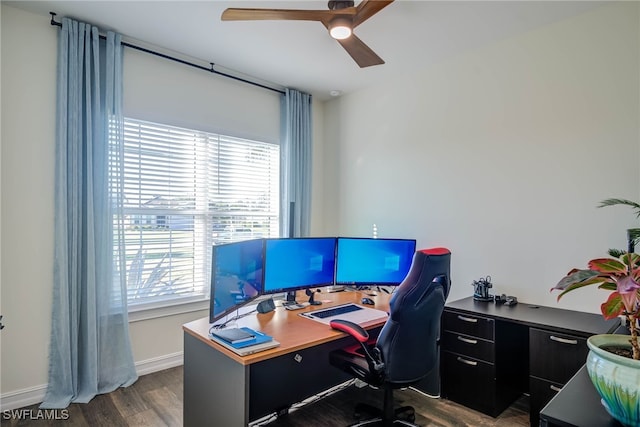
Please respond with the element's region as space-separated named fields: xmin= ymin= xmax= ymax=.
xmin=6 ymin=1 xmax=606 ymax=100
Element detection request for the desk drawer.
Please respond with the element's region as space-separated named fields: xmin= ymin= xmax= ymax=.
xmin=249 ymin=336 xmax=354 ymax=420
xmin=443 ymin=311 xmax=494 ymax=340
xmin=529 ymin=328 xmax=588 ymax=384
xmin=530 ymin=376 xmax=563 ymax=427
xmin=441 ymin=351 xmax=499 ymax=416
xmin=441 ymin=331 xmax=494 ymax=362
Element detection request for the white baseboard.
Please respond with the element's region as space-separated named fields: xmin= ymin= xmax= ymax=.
xmin=0 ymin=384 xmax=47 ymax=412
xmin=0 ymin=352 xmax=184 ymax=411
xmin=134 ymin=351 xmax=183 ymax=376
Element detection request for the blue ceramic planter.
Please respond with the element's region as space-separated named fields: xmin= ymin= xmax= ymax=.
xmin=586 ymin=334 xmax=640 ymax=427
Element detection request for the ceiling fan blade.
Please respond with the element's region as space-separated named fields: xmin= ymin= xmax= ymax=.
xmin=222 ymin=2 xmax=389 ymax=68
xmin=335 ymin=33 xmax=384 ymax=68
xmin=222 ymin=7 xmax=356 ymax=24
xmin=352 ymin=0 xmax=394 ymax=28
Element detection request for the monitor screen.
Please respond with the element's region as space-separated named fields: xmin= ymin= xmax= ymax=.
xmin=335 ymin=237 xmax=417 ymax=286
xmin=209 ymin=239 xmax=264 ymax=323
xmin=263 ymin=238 xmax=337 ymax=294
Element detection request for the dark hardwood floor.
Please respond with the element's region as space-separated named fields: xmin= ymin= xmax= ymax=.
xmin=3 ymin=366 xmax=529 ymax=426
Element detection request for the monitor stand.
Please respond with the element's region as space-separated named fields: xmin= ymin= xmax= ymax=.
xmin=282 ymin=290 xmax=298 ymax=306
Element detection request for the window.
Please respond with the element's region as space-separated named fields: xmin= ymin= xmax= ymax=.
xmin=117 ymin=118 xmax=279 ymax=309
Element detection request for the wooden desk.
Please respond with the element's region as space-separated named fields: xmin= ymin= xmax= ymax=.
xmin=183 ymin=290 xmax=392 ymax=427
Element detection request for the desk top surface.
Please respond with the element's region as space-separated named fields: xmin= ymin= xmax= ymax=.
xmin=446 ymin=297 xmax=619 ymax=336
xmin=540 ymin=365 xmax=623 ymax=427
xmin=183 ymin=290 xmax=391 ymax=365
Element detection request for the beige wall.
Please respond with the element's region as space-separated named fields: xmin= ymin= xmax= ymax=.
xmin=322 ymin=2 xmax=640 ymax=311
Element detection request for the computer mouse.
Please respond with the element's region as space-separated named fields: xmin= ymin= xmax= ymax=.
xmin=361 ymin=297 xmax=375 ymax=305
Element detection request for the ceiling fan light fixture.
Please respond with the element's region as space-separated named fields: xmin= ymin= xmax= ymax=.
xmin=329 ymin=17 xmax=352 ymax=40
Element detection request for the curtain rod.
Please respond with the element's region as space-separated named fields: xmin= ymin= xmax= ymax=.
xmin=49 ymin=12 xmax=286 ymax=96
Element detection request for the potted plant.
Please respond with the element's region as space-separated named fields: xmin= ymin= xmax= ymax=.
xmin=551 ymin=198 xmax=640 ymax=427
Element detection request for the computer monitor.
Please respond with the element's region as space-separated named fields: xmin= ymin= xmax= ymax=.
xmin=335 ymin=237 xmax=417 ymax=286
xmin=209 ymin=239 xmax=264 ymax=323
xmin=263 ymin=237 xmax=337 ymax=294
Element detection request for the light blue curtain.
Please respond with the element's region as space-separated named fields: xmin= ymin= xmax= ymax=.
xmin=281 ymin=88 xmax=313 ymax=237
xmin=41 ymin=18 xmax=137 ymax=409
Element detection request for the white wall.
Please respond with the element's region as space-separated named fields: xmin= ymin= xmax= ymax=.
xmin=323 ymin=2 xmax=640 ymax=312
xmin=1 ymin=5 xmax=58 ymax=408
xmin=123 ymin=48 xmax=280 ymax=143
xmin=0 ymin=4 xmax=328 ymax=409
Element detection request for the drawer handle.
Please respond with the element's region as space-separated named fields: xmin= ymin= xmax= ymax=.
xmin=550 ymin=385 xmax=562 ymax=393
xmin=550 ymin=335 xmax=578 ymax=345
xmin=456 ymin=356 xmax=478 ymax=366
xmin=457 ymin=336 xmax=478 ymax=345
xmin=457 ymin=315 xmax=478 ymax=323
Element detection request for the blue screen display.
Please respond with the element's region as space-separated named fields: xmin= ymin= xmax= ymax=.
xmin=209 ymin=239 xmax=264 ymax=323
xmin=263 ymin=238 xmax=337 ymax=293
xmin=335 ymin=238 xmax=416 ymax=285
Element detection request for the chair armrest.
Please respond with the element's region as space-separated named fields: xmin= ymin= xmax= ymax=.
xmin=330 ymin=319 xmax=369 ymax=342
xmin=330 ymin=319 xmax=384 ymax=378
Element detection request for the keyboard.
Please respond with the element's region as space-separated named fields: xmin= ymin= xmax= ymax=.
xmin=301 ymin=302 xmax=389 ymax=325
xmin=309 ymin=303 xmax=363 ymax=319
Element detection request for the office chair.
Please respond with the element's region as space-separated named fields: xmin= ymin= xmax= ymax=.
xmin=329 ymin=248 xmax=451 ymax=427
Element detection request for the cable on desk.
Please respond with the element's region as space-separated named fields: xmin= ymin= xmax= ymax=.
xmin=347 ymin=285 xmax=397 ymax=296
xmin=209 ymin=309 xmax=257 ymax=331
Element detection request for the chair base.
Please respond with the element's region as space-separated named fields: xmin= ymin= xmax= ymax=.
xmin=350 ymin=401 xmax=419 ymax=427
xmin=350 ymin=417 xmax=419 ymax=427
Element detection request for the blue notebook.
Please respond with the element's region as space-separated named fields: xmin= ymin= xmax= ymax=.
xmin=210 ymin=327 xmax=273 ymax=349
xmin=210 ymin=327 xmax=256 ymax=345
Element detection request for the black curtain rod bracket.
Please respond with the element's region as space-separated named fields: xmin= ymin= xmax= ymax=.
xmin=49 ymin=12 xmax=285 ymax=95
xmin=50 ymin=12 xmax=61 ymax=27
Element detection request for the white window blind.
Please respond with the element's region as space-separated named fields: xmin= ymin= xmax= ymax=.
xmin=118 ymin=118 xmax=279 ymax=308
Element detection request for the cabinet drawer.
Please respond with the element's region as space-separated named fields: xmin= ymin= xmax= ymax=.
xmin=441 ymin=331 xmax=495 ymax=362
xmin=441 ymin=350 xmax=499 ymax=416
xmin=443 ymin=311 xmax=494 ymax=340
xmin=529 ymin=376 xmax=563 ymax=427
xmin=529 ymin=328 xmax=588 ymax=383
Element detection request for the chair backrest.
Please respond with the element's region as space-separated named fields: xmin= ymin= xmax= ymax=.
xmin=375 ymin=247 xmax=451 ymax=385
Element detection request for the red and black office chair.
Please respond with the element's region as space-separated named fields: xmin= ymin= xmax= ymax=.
xmin=329 ymin=248 xmax=451 ymax=426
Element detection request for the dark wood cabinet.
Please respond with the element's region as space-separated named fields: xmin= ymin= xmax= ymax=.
xmin=440 ymin=297 xmax=619 ymax=426
xmin=441 ymin=307 xmax=527 ymax=417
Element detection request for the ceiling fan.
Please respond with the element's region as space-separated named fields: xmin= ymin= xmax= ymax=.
xmin=221 ymin=0 xmax=395 ymax=68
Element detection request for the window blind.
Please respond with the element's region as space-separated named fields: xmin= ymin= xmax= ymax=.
xmin=117 ymin=118 xmax=279 ymax=308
